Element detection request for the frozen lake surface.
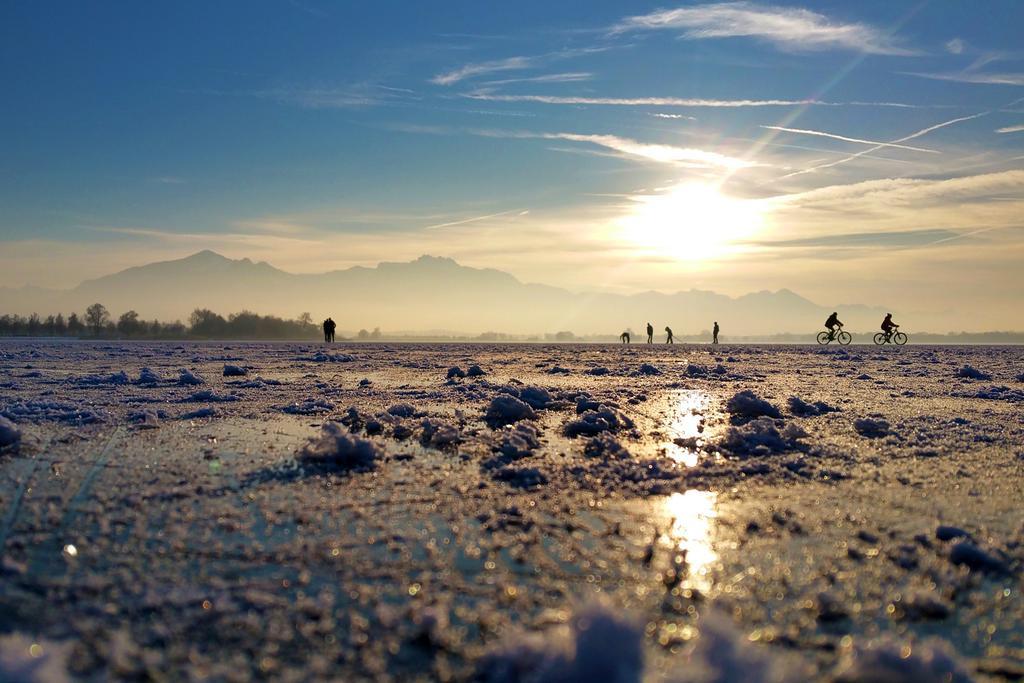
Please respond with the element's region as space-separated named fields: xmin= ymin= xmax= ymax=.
xmin=1 ymin=340 xmax=1022 ymax=681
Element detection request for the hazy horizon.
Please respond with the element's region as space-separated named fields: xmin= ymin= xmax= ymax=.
xmin=2 ymin=1 xmax=1023 ymax=331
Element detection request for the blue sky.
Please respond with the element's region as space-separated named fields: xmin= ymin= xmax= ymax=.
xmin=1 ymin=1 xmax=1023 ymax=327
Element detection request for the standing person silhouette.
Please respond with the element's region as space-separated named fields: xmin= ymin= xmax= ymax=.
xmin=327 ymin=318 xmax=336 ymax=342
xmin=322 ymin=319 xmax=330 ymax=343
xmin=713 ymin=321 xmax=720 ymax=345
xmin=646 ymin=322 xmax=654 ymax=344
xmin=665 ymin=326 xmax=674 ymax=344
xmin=620 ymin=331 xmax=630 ymax=344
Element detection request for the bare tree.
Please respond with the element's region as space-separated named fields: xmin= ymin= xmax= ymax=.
xmin=85 ymin=303 xmax=109 ymax=336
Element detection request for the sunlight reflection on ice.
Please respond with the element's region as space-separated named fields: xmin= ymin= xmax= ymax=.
xmin=664 ymin=490 xmax=718 ymax=591
xmin=665 ymin=391 xmax=709 ymax=467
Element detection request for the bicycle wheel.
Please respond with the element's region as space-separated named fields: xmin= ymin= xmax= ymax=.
xmin=837 ymin=330 xmax=852 ymax=345
xmin=816 ymin=331 xmax=831 ymax=345
xmin=873 ymin=332 xmax=886 ymax=345
xmin=893 ymin=331 xmax=907 ymax=345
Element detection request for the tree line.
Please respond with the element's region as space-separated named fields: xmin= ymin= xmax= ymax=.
xmin=0 ymin=304 xmax=320 ymax=339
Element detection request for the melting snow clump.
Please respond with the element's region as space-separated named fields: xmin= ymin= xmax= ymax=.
xmin=787 ymin=396 xmax=837 ymax=417
xmin=477 ymin=602 xmax=643 ymax=683
xmin=832 ymin=637 xmax=974 ymax=683
xmin=0 ymin=633 xmax=72 ymax=683
xmin=0 ymin=416 xmax=20 ymax=451
xmin=486 ymin=396 xmax=538 ymax=427
xmin=956 ymin=365 xmax=991 ymax=380
xmin=300 ymin=422 xmax=382 ymax=470
xmin=853 ymin=417 xmax=890 ymax=438
xmin=177 ymin=369 xmax=204 ymax=386
xmin=223 ymin=364 xmax=247 ymax=377
xmin=726 ymin=390 xmax=782 ymax=421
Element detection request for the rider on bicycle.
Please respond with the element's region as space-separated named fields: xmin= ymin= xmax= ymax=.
xmin=825 ymin=312 xmax=843 ymax=341
xmin=880 ymin=313 xmax=899 ymax=342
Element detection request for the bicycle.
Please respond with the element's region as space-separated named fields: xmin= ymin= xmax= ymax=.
xmin=873 ymin=326 xmax=907 ymax=346
xmin=816 ymin=325 xmax=851 ymax=345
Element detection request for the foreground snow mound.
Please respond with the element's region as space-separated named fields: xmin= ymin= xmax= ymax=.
xmin=0 ymin=633 xmax=71 ymax=683
xmin=956 ymin=365 xmax=991 ymax=380
xmin=420 ymin=418 xmax=462 ymax=448
xmin=0 ymin=416 xmax=20 ymax=451
xmin=277 ymin=398 xmax=335 ymax=415
xmin=719 ymin=418 xmax=804 ymax=457
xmin=832 ymin=638 xmax=974 ymax=683
xmin=495 ymin=423 xmax=541 ymax=459
xmin=675 ymin=612 xmax=796 ymax=683
xmin=787 ymin=396 xmax=838 ymax=417
xmin=564 ymin=406 xmax=634 ymax=437
xmin=486 ymin=396 xmax=538 ymax=428
xmin=74 ymin=370 xmax=130 ymax=386
xmin=300 ymin=422 xmax=382 ymax=470
xmin=309 ymin=352 xmax=355 ymax=363
xmin=177 ymin=369 xmax=205 ymax=386
xmin=135 ymin=367 xmax=162 ymax=385
xmin=1 ymin=400 xmax=105 ymax=425
xmin=222 ymin=364 xmax=248 ymax=377
xmin=853 ymin=417 xmax=890 ymax=438
xmin=477 ymin=602 xmax=643 ymax=683
xmin=726 ymin=390 xmax=782 ymax=421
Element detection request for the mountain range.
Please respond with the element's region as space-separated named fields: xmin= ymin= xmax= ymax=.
xmin=0 ymin=250 xmax=892 ymax=335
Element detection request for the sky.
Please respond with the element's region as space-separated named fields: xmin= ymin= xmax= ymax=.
xmin=1 ymin=1 xmax=1023 ymax=329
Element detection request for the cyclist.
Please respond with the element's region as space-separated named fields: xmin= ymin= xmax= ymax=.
xmin=824 ymin=311 xmax=843 ymax=341
xmin=880 ymin=313 xmax=898 ymax=342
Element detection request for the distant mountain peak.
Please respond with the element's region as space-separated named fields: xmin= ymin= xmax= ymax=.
xmin=183 ymin=249 xmax=230 ymax=262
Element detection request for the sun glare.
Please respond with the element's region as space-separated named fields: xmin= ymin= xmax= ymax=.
xmin=617 ymin=182 xmax=765 ymax=261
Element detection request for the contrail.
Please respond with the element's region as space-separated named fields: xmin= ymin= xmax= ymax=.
xmin=780 ymin=112 xmax=988 ymax=178
xmin=761 ymin=125 xmax=939 ymax=153
xmin=423 ymin=208 xmax=527 ymax=230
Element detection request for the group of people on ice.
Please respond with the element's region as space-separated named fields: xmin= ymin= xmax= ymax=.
xmin=621 ymin=321 xmax=721 ymax=345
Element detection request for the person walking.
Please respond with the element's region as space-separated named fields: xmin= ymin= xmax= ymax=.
xmin=713 ymin=321 xmax=720 ymax=344
xmin=646 ymin=322 xmax=654 ymax=344
xmin=620 ymin=331 xmax=630 ymax=344
xmin=665 ymin=326 xmax=674 ymax=344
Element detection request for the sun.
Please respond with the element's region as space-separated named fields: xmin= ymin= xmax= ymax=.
xmin=616 ymin=181 xmax=765 ymax=261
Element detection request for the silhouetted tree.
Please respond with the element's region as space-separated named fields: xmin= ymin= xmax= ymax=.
xmin=370 ymin=327 xmax=382 ymax=340
xmin=85 ymin=303 xmax=110 ymax=336
xmin=27 ymin=313 xmax=41 ymax=336
xmin=117 ymin=310 xmax=144 ymax=336
xmin=67 ymin=313 xmax=84 ymax=336
xmin=54 ymin=313 xmax=67 ymax=336
xmin=189 ymin=309 xmax=228 ymax=337
xmin=357 ymin=329 xmax=370 ymax=340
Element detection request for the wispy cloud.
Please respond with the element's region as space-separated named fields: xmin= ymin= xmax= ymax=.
xmin=650 ymin=113 xmax=697 ymax=120
xmin=431 ymin=47 xmax=606 ymax=86
xmin=945 ymin=38 xmax=966 ymax=55
xmin=997 ymin=124 xmax=1024 ymax=133
xmin=760 ymin=126 xmax=939 ymax=153
xmin=774 ymin=169 xmax=1024 ymax=206
xmin=479 ymin=72 xmax=593 ymax=86
xmin=612 ymin=2 xmax=915 ymax=56
xmin=431 ymin=56 xmax=540 ymax=86
xmin=253 ymin=83 xmax=416 ymax=109
xmin=462 ymin=92 xmax=925 ymax=108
